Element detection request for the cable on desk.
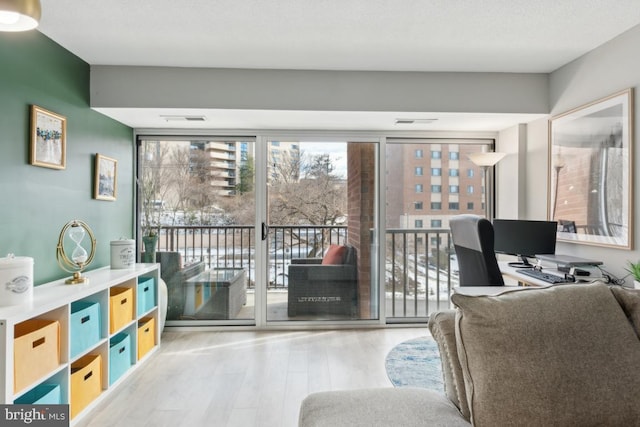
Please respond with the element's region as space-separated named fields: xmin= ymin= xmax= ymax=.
xmin=597 ymin=266 xmax=623 ymax=286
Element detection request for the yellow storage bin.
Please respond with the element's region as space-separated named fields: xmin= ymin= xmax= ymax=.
xmin=137 ymin=317 xmax=156 ymax=360
xmin=109 ymin=287 xmax=133 ymax=333
xmin=14 ymin=319 xmax=60 ymax=393
xmin=195 ymin=284 xmax=203 ymax=310
xmin=70 ymin=354 xmax=102 ymax=419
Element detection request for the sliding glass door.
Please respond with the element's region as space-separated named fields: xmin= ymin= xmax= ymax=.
xmin=384 ymin=139 xmax=493 ymax=321
xmin=138 ymin=135 xmax=379 ymax=325
xmin=138 ymin=136 xmax=257 ymax=325
xmin=264 ymin=139 xmax=378 ymax=322
xmin=137 ymin=134 xmax=502 ymax=325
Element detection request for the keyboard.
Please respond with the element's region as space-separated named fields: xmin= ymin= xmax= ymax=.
xmin=516 ymin=268 xmax=567 ymax=284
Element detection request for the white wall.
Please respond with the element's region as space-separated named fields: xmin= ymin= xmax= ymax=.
xmin=524 ymin=117 xmax=550 ymax=220
xmin=496 ymin=117 xmax=548 ymax=218
xmin=543 ymin=24 xmax=640 ymax=282
xmin=496 ymin=124 xmax=526 ymax=219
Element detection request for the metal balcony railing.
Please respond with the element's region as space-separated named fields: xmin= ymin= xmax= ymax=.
xmin=148 ymin=225 xmax=456 ymax=319
xmin=385 ymin=228 xmax=456 ymax=319
xmin=152 ymin=225 xmax=347 ymax=289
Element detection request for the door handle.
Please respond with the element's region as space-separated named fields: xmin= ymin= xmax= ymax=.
xmin=261 ymin=222 xmax=268 ymax=241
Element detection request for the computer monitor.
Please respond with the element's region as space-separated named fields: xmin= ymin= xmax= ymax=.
xmin=493 ymin=219 xmax=558 ymax=267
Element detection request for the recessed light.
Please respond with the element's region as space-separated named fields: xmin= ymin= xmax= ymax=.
xmin=395 ymin=118 xmax=438 ymax=125
xmin=160 ymin=115 xmax=207 ymax=122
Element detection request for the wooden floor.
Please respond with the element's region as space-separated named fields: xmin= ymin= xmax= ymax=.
xmin=76 ymin=327 xmax=429 ymax=427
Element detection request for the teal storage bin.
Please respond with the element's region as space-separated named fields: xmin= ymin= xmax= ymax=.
xmin=70 ymin=301 xmax=101 ymax=359
xmin=136 ymin=277 xmax=156 ymax=316
xmin=109 ymin=333 xmax=132 ymax=385
xmin=15 ymin=383 xmax=61 ymax=404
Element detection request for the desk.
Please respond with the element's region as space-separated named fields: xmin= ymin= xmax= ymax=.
xmin=498 ymin=261 xmax=571 ymax=287
xmin=454 ymin=262 xmax=566 ymax=296
xmin=456 ymin=263 xmax=606 ymax=296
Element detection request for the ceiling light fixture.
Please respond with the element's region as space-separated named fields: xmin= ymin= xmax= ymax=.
xmin=160 ymin=115 xmax=207 ymax=122
xmin=0 ymin=0 xmax=41 ymax=32
xmin=395 ymin=118 xmax=438 ymax=125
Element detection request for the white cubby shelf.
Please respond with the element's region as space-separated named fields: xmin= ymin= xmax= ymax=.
xmin=0 ymin=263 xmax=161 ymax=424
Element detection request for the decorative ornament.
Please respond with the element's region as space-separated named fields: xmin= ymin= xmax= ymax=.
xmin=56 ymin=220 xmax=96 ymax=284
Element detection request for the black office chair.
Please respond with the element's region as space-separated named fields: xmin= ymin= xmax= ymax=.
xmin=449 ymin=214 xmax=504 ymax=286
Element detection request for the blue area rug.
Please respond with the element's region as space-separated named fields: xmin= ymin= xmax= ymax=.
xmin=385 ymin=336 xmax=444 ymax=392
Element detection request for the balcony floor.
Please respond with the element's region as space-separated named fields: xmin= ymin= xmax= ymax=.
xmin=235 ymin=290 xmax=452 ymax=322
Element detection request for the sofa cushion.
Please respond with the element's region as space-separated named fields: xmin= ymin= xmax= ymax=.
xmin=451 ymin=283 xmax=640 ymax=427
xmin=321 ymin=245 xmax=347 ymax=265
xmin=299 ymin=388 xmax=469 ymax=427
xmin=610 ymin=285 xmax=640 ymax=337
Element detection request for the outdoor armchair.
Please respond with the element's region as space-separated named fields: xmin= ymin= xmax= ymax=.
xmin=287 ymin=245 xmax=358 ymax=317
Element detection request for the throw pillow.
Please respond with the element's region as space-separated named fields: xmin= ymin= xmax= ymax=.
xmin=609 ymin=286 xmax=640 ymax=337
xmin=452 ymin=283 xmax=640 ymax=427
xmin=322 ymin=245 xmax=347 ymax=265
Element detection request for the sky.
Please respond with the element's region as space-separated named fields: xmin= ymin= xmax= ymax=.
xmin=298 ymin=142 xmax=348 ymax=179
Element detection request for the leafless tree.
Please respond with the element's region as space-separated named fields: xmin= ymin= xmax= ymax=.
xmin=139 ymin=141 xmax=172 ymax=235
xmin=140 ymin=143 xmax=346 ymax=235
xmin=269 ymin=152 xmax=346 ymax=226
xmin=267 ymin=152 xmax=347 ymax=256
xmin=160 ymin=144 xmax=192 ymax=224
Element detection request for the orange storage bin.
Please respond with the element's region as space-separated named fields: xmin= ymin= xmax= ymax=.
xmin=109 ymin=287 xmax=133 ymax=333
xmin=14 ymin=319 xmax=60 ymax=393
xmin=70 ymin=354 xmax=102 ymax=419
xmin=137 ymin=317 xmax=156 ymax=360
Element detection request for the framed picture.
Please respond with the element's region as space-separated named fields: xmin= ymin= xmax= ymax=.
xmin=548 ymin=88 xmax=634 ymax=249
xmin=30 ymin=105 xmax=66 ymax=169
xmin=94 ymin=154 xmax=117 ymax=201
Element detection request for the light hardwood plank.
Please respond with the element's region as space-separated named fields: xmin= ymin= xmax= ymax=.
xmin=75 ymin=327 xmax=429 ymax=427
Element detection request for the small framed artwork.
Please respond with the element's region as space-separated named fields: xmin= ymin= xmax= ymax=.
xmin=548 ymin=88 xmax=633 ymax=249
xmin=30 ymin=105 xmax=67 ymax=169
xmin=94 ymin=154 xmax=117 ymax=201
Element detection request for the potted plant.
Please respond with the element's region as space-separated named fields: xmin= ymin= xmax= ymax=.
xmin=137 ymin=175 xmax=162 ymax=263
xmin=141 ymin=227 xmax=159 ymax=263
xmin=625 ymin=261 xmax=640 ymax=289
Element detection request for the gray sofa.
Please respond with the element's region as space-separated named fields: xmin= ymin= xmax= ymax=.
xmin=299 ymin=283 xmax=640 ymax=426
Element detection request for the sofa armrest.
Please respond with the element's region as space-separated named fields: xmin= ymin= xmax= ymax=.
xmin=429 ymin=310 xmax=470 ymax=421
xmin=299 ymin=388 xmax=469 ymax=427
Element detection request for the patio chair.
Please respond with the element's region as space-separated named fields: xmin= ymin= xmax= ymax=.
xmin=287 ymin=244 xmax=358 ymax=317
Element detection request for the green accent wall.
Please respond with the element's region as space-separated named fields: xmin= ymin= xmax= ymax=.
xmin=0 ymin=32 xmax=134 ymax=285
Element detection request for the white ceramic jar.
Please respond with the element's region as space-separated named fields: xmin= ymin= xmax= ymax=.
xmin=110 ymin=239 xmax=135 ymax=269
xmin=0 ymin=255 xmax=34 ymax=307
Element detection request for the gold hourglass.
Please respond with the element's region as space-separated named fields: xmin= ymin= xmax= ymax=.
xmin=56 ymin=220 xmax=97 ymax=284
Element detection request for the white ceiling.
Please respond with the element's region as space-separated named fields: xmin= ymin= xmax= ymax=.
xmin=37 ymin=0 xmax=640 ymax=132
